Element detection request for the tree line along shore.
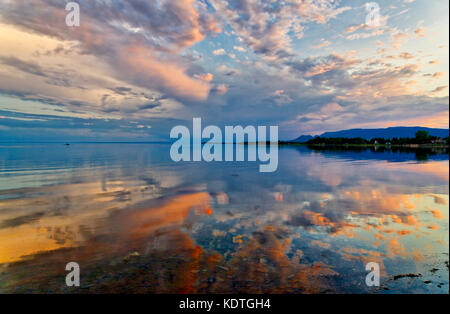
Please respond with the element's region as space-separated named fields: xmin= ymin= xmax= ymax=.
xmin=280 ymin=131 xmax=449 ymax=148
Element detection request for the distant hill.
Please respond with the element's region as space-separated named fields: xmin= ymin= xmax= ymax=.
xmin=291 ymin=135 xmax=315 ymax=143
xmin=291 ymin=127 xmax=449 ymax=142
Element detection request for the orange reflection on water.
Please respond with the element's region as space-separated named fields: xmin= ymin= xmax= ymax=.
xmin=0 ymin=224 xmax=74 ymax=264
xmin=121 ymin=192 xmax=211 ymax=241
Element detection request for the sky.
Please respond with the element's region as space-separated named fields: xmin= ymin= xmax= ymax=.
xmin=0 ymin=0 xmax=448 ymax=141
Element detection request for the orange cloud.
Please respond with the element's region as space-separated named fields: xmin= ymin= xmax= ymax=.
xmin=414 ymin=27 xmax=425 ymax=38
xmin=119 ymin=45 xmax=212 ymax=101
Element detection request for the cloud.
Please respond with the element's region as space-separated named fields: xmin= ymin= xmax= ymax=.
xmin=343 ymin=13 xmax=389 ymax=41
xmin=233 ymin=46 xmax=246 ymax=52
xmin=213 ymin=48 xmax=226 ymax=55
xmin=345 ymin=28 xmax=389 ymax=40
xmin=0 ymin=56 xmax=48 ymax=78
xmin=296 ymin=102 xmax=343 ymax=121
xmin=117 ymin=45 xmax=212 ymax=101
xmin=432 ymin=72 xmax=445 ymax=79
xmin=429 ymin=86 xmax=448 ymax=95
xmin=194 ymin=73 xmax=214 ymax=82
xmin=210 ymin=0 xmax=350 ymax=61
xmin=344 ymin=24 xmax=368 ymax=34
xmin=414 ymin=27 xmax=425 ymax=38
xmin=211 ymin=84 xmax=229 ymax=95
xmin=286 ymin=53 xmax=361 ymax=85
xmin=266 ymin=89 xmax=293 ymax=106
xmin=0 ymin=0 xmax=221 ymax=104
xmin=311 ymin=40 xmax=331 ymax=49
xmin=217 ymin=65 xmax=240 ymax=76
xmin=391 ymin=31 xmax=409 ymax=49
xmin=398 ymin=52 xmax=415 ymax=59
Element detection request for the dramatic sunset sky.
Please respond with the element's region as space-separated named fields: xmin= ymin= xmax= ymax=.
xmin=0 ymin=0 xmax=448 ymax=141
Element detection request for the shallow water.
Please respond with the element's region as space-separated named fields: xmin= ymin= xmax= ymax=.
xmin=0 ymin=143 xmax=448 ymax=293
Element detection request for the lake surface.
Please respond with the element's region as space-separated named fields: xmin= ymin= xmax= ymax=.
xmin=0 ymin=143 xmax=448 ymax=293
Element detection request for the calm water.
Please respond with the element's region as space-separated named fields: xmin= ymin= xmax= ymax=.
xmin=0 ymin=143 xmax=448 ymax=293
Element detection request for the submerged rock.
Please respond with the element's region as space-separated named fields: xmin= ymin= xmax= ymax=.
xmin=392 ymin=273 xmax=422 ymax=280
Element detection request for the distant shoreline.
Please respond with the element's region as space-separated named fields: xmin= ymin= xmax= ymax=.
xmin=278 ymin=142 xmax=449 ymax=148
xmin=0 ymin=141 xmax=448 ymax=149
